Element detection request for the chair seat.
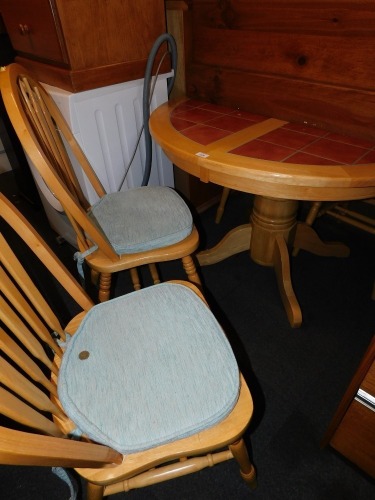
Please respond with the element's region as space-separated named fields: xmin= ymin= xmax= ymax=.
xmin=58 ymin=283 xmax=239 ymax=454
xmin=89 ymin=187 xmax=193 ymax=254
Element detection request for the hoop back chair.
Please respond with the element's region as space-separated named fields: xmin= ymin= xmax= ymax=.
xmin=0 ymin=193 xmax=256 ymax=498
xmin=0 ymin=63 xmax=201 ymax=302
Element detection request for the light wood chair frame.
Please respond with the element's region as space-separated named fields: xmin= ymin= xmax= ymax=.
xmin=0 ymin=193 xmax=256 ymax=498
xmin=0 ymin=64 xmax=201 ymax=302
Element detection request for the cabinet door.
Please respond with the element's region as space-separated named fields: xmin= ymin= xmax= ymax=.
xmin=0 ymin=0 xmax=68 ymax=64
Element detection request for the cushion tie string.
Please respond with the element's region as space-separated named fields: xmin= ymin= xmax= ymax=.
xmin=74 ymin=245 xmax=98 ymax=280
xmin=68 ymin=428 xmax=83 ymax=440
xmin=51 ymin=467 xmax=78 ymax=500
xmin=57 ymin=333 xmax=72 ymax=349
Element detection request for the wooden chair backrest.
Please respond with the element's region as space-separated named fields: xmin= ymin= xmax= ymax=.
xmin=0 ymin=193 xmax=121 ymax=466
xmin=0 ymin=64 xmax=118 ymax=259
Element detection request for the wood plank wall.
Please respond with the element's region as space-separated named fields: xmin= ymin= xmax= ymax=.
xmin=184 ymin=0 xmax=375 ymax=141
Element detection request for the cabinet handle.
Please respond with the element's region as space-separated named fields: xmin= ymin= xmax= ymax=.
xmin=18 ymin=24 xmax=30 ymax=35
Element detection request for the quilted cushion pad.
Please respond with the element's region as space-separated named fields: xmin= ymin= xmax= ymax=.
xmin=58 ymin=283 xmax=239 ymax=454
xmin=88 ymin=186 xmax=193 ymax=254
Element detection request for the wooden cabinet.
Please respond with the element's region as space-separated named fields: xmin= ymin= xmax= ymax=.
xmin=185 ymin=1 xmax=375 ymax=142
xmin=0 ymin=0 xmax=168 ymax=92
xmin=0 ymin=0 xmax=68 ymax=65
xmin=323 ymin=337 xmax=375 ymax=478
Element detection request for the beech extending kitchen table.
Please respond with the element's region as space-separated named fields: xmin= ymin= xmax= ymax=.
xmin=149 ymin=98 xmax=375 ymax=327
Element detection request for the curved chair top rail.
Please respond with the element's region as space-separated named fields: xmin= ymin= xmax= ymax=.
xmin=1 ymin=64 xmax=119 ymax=260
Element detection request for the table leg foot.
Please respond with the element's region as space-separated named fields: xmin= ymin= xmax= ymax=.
xmin=294 ymin=223 xmax=350 ymax=257
xmin=197 ymin=224 xmax=252 ymax=266
xmin=274 ymin=234 xmax=302 ymax=328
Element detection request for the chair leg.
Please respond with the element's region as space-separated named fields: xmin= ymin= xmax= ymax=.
xmin=129 ymin=267 xmax=141 ymax=290
xmin=148 ymin=263 xmax=161 ymax=285
xmin=229 ymin=439 xmax=257 ymax=489
xmin=293 ymin=201 xmax=323 ymax=256
xmin=98 ymin=272 xmax=112 ymax=302
xmin=182 ymin=255 xmax=201 ymax=286
xmin=90 ymin=269 xmax=100 ymax=286
xmin=305 ymin=201 xmax=323 ymax=226
xmin=215 ymin=187 xmax=231 ymax=224
xmin=86 ymin=482 xmax=104 ymax=500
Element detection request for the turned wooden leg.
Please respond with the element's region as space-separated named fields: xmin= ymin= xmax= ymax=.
xmin=148 ymin=263 xmax=161 ymax=285
xmin=229 ymin=439 xmax=257 ymax=490
xmin=98 ymin=272 xmax=112 ymax=302
xmin=129 ymin=267 xmax=141 ymax=290
xmin=182 ymin=255 xmax=201 ymax=286
xmin=86 ymin=482 xmax=104 ymax=500
xmin=250 ymin=196 xmax=298 ymax=266
xmin=215 ymin=187 xmax=231 ymax=224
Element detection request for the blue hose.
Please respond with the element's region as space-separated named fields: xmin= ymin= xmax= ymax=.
xmin=142 ymin=33 xmax=177 ymax=186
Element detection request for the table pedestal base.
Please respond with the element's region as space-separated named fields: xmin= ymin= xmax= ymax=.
xmin=197 ymin=196 xmax=350 ymax=328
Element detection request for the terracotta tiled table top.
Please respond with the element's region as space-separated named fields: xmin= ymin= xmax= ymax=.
xmin=171 ymin=99 xmax=375 ymax=166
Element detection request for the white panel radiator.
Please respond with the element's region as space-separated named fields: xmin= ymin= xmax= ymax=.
xmin=27 ymin=74 xmax=174 ymax=246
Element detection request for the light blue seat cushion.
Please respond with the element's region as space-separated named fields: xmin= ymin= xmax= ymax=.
xmin=58 ymin=283 xmax=239 ymax=454
xmin=88 ymin=186 xmax=193 ymax=254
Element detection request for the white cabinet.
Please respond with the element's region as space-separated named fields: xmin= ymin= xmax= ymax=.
xmin=27 ymin=74 xmax=174 ymax=246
